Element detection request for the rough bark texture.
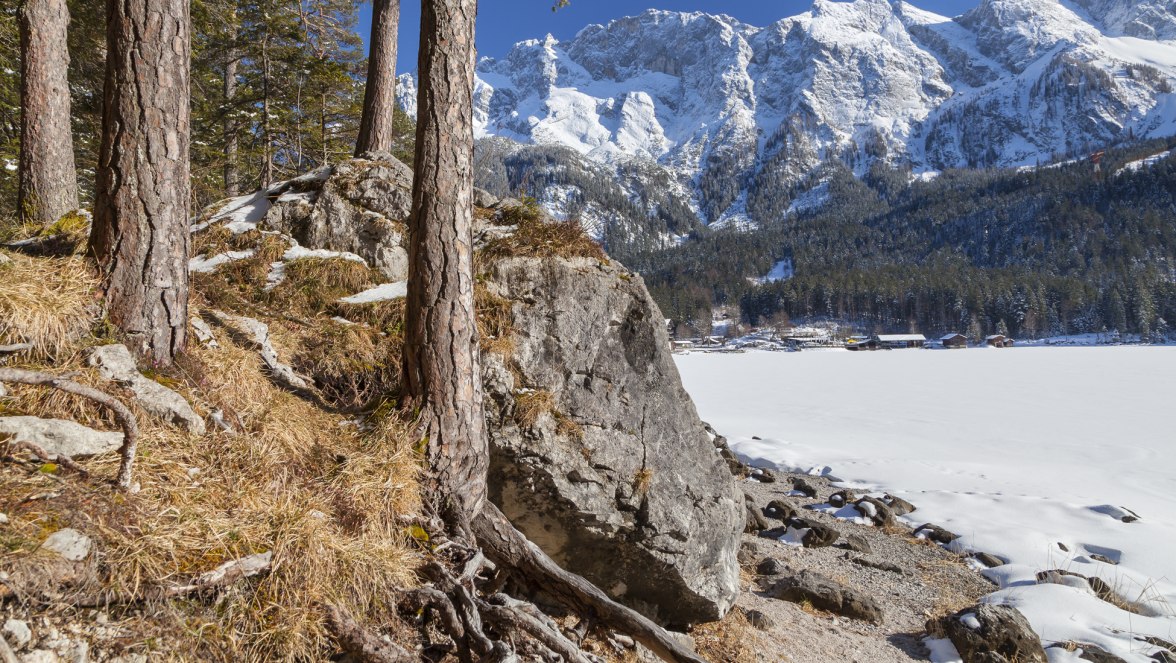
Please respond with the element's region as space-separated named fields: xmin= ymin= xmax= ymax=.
xmin=355 ymin=0 xmax=400 ymax=156
xmin=223 ymin=17 xmax=239 ymax=197
xmin=17 ymin=0 xmax=79 ymax=226
xmin=90 ymin=0 xmax=191 ymax=366
xmin=404 ymin=0 xmax=485 ymax=529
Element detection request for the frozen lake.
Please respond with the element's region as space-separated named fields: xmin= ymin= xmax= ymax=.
xmin=676 ymin=346 xmax=1176 ymax=662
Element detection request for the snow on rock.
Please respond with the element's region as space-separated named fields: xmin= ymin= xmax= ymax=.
xmin=339 ymin=281 xmax=407 ymax=304
xmin=676 ymin=347 xmax=1176 ymax=662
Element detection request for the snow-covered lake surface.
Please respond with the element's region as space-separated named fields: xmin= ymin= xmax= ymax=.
xmin=676 ymin=347 xmax=1176 ymax=662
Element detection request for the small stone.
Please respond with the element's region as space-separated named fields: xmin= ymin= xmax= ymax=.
xmin=855 ymin=496 xmax=896 ymax=527
xmin=790 ymin=478 xmax=818 ymax=498
xmin=3 ymin=619 xmax=32 ymax=649
xmin=744 ymin=504 xmax=769 ymax=534
xmin=742 ymin=608 xmax=774 ymax=631
xmin=0 ymin=417 xmax=123 ymax=459
xmin=94 ymin=613 xmax=109 ymax=626
xmin=756 ymin=557 xmax=787 ymax=576
xmin=1089 ymin=553 xmax=1118 ymax=565
xmin=40 ymin=528 xmax=93 ymax=562
xmin=763 ymin=499 xmax=797 ymax=521
xmin=762 ymin=517 xmax=839 ymax=548
xmin=1057 ymin=542 xmax=1070 ymax=552
xmin=842 ymin=533 xmax=872 ymax=554
xmin=765 ymin=570 xmax=883 ymax=623
xmin=828 ymin=490 xmax=855 ymax=507
xmin=749 ymin=467 xmax=777 ymax=483
xmin=883 ymin=494 xmax=916 ymax=516
xmin=20 ymin=651 xmax=60 ymax=663
xmin=972 ymin=552 xmax=1005 ymax=568
xmin=914 ymin=523 xmax=959 ymax=545
xmin=0 ymin=513 xmax=8 ymax=525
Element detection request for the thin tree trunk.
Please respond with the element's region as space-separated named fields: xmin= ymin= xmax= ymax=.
xmin=321 ymin=92 xmax=328 ymax=166
xmin=355 ymin=0 xmax=399 ymax=156
xmin=17 ymin=0 xmax=78 ymax=226
xmin=89 ymin=0 xmax=191 ymax=366
xmin=261 ymin=23 xmax=273 ymax=188
xmin=223 ymin=10 xmax=239 ymax=197
xmin=403 ymin=0 xmax=485 ymax=532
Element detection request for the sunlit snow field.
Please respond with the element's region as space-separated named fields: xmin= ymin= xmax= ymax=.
xmin=676 ymin=346 xmax=1176 ymax=662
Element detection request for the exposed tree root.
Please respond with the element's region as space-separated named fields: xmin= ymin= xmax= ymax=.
xmin=0 ymin=367 xmax=139 ymax=487
xmin=473 ymin=504 xmax=708 ymax=663
xmin=2 ymin=439 xmax=88 ymax=478
xmin=324 ymin=604 xmax=416 ymax=663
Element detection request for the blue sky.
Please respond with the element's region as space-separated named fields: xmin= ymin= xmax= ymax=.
xmin=359 ymin=0 xmax=981 ymax=74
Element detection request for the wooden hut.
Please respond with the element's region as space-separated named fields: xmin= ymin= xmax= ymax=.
xmin=985 ymin=334 xmax=1014 ymax=348
xmin=874 ymin=334 xmax=927 ymax=349
xmin=940 ymin=333 xmax=967 ymax=349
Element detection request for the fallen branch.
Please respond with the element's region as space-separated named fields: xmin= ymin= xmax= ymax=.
xmin=2 ymin=439 xmax=89 ymax=478
xmin=73 ymin=552 xmax=274 ymax=608
xmin=0 ymin=368 xmax=139 ymax=488
xmin=324 ymin=604 xmax=416 ymax=663
xmin=0 ymin=343 xmax=33 ymax=354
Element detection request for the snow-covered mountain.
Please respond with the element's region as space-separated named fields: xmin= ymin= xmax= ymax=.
xmin=404 ymin=0 xmax=1176 ymax=234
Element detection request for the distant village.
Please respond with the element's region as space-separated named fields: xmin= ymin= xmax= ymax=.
xmin=663 ymin=309 xmax=1147 ymax=353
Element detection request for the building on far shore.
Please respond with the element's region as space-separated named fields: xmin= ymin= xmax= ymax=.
xmin=940 ymin=333 xmax=968 ymax=349
xmin=986 ymin=334 xmax=1014 ymax=348
xmin=874 ymin=333 xmax=927 ymax=349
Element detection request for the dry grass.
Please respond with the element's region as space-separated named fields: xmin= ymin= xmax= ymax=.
xmin=291 ymin=317 xmax=404 ymax=410
xmin=1 ymin=272 xmax=426 ymax=662
xmin=633 ymin=467 xmax=654 ymax=497
xmin=514 ymin=389 xmax=554 ymax=429
xmin=692 ymin=608 xmax=759 ymax=663
xmin=0 ymin=251 xmax=99 ymax=359
xmin=479 ymin=204 xmax=606 ymax=264
xmin=264 ymin=257 xmax=381 ymax=317
xmin=475 ymin=283 xmax=515 ymax=357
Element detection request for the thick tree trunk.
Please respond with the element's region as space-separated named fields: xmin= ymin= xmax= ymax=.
xmin=89 ymin=0 xmax=191 ymax=366
xmin=17 ymin=0 xmax=79 ymax=226
xmin=223 ymin=12 xmax=239 ymax=197
xmin=355 ymin=0 xmax=400 ymax=156
xmin=403 ymin=0 xmax=485 ymax=531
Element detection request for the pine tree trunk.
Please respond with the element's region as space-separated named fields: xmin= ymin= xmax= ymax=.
xmin=261 ymin=25 xmax=273 ymax=188
xmin=354 ymin=0 xmax=399 ymax=156
xmin=17 ymin=0 xmax=78 ymax=226
xmin=223 ymin=12 xmax=239 ymax=197
xmin=89 ymin=0 xmax=191 ymax=366
xmin=403 ymin=0 xmax=485 ymax=531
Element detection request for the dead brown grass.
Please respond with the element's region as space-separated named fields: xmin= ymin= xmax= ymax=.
xmin=692 ymin=608 xmax=759 ymax=663
xmin=479 ymin=205 xmax=606 ymax=264
xmin=514 ymin=389 xmax=555 ymax=429
xmin=264 ymin=257 xmax=382 ymax=317
xmin=1 ymin=290 xmax=425 ymax=662
xmin=291 ymin=318 xmax=404 ymax=410
xmin=475 ymin=282 xmax=514 ymax=356
xmin=0 ymin=252 xmax=99 ymax=359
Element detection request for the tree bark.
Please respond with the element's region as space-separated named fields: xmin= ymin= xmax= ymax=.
xmin=260 ymin=22 xmax=273 ymax=188
xmin=355 ymin=0 xmax=400 ymax=156
xmin=89 ymin=0 xmax=191 ymax=366
xmin=17 ymin=0 xmax=79 ymax=226
xmin=403 ymin=0 xmax=485 ymax=532
xmin=223 ymin=10 xmax=239 ymax=197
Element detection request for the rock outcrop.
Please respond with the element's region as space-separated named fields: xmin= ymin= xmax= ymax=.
xmin=481 ymin=256 xmax=743 ymax=624
xmin=265 ymin=154 xmax=412 ymax=280
xmin=214 ymin=156 xmax=744 ymax=625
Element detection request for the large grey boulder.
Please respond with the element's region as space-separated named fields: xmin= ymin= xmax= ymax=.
xmin=88 ymin=344 xmax=205 ymax=434
xmin=266 ymin=155 xmax=412 ymax=281
xmin=481 ymin=256 xmax=743 ymax=624
xmin=0 ymin=416 xmax=122 ymax=458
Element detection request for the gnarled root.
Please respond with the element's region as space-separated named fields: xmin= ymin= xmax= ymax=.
xmin=0 ymin=368 xmax=139 ymax=487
